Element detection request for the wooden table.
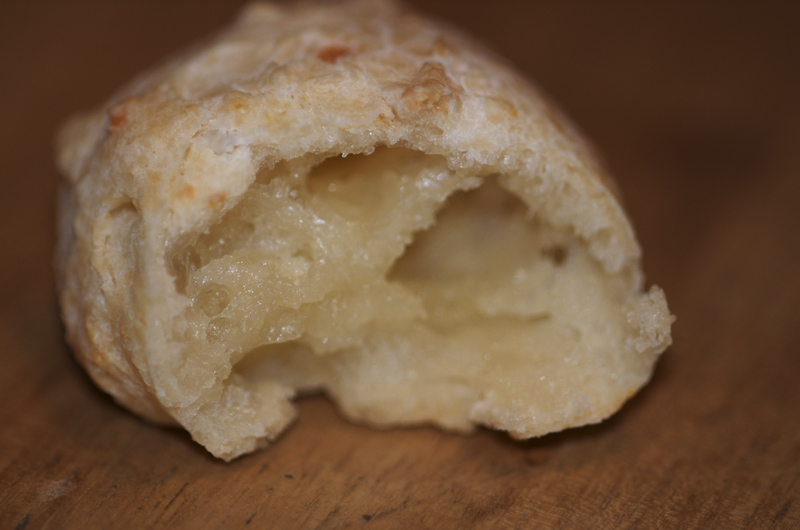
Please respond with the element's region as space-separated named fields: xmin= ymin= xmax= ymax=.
xmin=2 ymin=2 xmax=798 ymax=528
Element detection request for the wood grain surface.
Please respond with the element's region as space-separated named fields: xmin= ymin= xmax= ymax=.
xmin=1 ymin=2 xmax=799 ymax=528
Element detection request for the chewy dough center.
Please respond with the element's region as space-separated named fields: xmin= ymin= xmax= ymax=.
xmin=168 ymin=146 xmax=622 ymax=431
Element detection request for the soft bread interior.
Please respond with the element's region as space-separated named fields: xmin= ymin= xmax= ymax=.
xmin=163 ymin=146 xmax=664 ymax=459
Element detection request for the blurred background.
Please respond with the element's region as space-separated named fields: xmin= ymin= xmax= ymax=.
xmin=1 ymin=1 xmax=798 ymax=527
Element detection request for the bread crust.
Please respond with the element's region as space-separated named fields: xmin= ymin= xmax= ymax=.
xmin=55 ymin=0 xmax=672 ymax=460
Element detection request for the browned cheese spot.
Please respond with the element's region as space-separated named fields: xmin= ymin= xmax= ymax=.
xmin=431 ymin=38 xmax=456 ymax=57
xmin=317 ymin=44 xmax=352 ymax=64
xmin=107 ymin=97 xmax=137 ymax=132
xmin=208 ymin=192 xmax=227 ymax=210
xmin=400 ymin=62 xmax=462 ymax=116
xmin=180 ymin=185 xmax=195 ymax=200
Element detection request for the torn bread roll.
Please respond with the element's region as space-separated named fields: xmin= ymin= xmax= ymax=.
xmin=55 ymin=0 xmax=673 ymax=460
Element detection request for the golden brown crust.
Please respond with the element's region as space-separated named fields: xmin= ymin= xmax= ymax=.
xmin=55 ymin=0 xmax=672 ymax=460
